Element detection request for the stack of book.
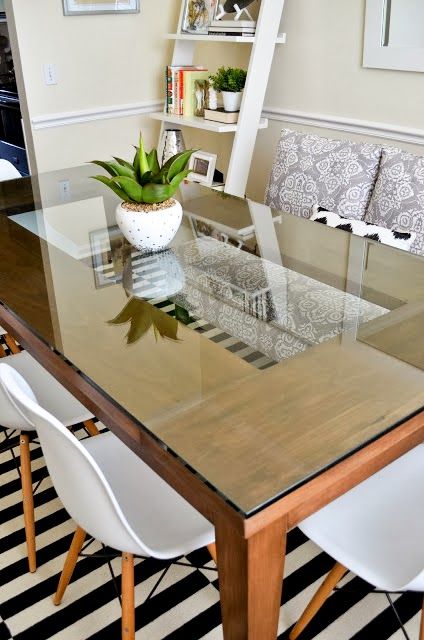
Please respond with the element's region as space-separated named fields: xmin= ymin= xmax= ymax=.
xmin=208 ymin=19 xmax=256 ymax=37
xmin=166 ymin=66 xmax=209 ymax=116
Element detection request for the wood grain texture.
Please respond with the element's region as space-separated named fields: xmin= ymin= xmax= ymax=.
xmin=54 ymin=527 xmax=86 ymax=606
xmin=154 ymin=338 xmax=424 ymax=513
xmin=121 ymin=553 xmax=135 ymax=640
xmin=216 ymin=516 xmax=287 ymax=640
xmin=20 ymin=433 xmax=36 ymax=573
xmin=289 ymin=563 xmax=347 ymax=640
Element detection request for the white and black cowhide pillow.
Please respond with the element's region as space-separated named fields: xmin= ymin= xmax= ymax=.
xmin=310 ymin=205 xmax=415 ymax=252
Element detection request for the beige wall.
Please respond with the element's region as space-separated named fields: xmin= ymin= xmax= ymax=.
xmin=7 ymin=0 xmax=179 ymax=171
xmin=7 ymin=0 xmax=424 ymax=197
xmin=247 ymin=0 xmax=424 ymax=201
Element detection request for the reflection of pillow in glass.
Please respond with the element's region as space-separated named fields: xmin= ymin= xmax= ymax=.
xmin=310 ymin=205 xmax=416 ymax=252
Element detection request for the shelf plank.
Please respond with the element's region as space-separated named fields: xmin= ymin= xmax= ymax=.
xmin=165 ymin=33 xmax=286 ymax=44
xmin=150 ymin=111 xmax=268 ymax=133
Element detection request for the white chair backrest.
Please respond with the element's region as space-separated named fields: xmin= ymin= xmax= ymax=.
xmin=0 ymin=365 xmax=37 ymax=431
xmin=0 ymin=363 xmax=147 ymax=554
xmin=0 ymin=159 xmax=21 ymax=181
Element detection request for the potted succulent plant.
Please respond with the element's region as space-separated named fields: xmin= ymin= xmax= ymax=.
xmin=208 ymin=66 xmax=247 ymax=112
xmin=90 ymin=134 xmax=195 ymax=252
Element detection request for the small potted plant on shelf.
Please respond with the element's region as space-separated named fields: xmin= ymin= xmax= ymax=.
xmin=208 ymin=66 xmax=247 ymax=112
xmin=90 ymin=133 xmax=195 ymax=253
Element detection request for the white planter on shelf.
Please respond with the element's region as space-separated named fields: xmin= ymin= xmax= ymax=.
xmin=115 ymin=199 xmax=183 ymax=253
xmin=222 ymin=90 xmax=243 ymax=112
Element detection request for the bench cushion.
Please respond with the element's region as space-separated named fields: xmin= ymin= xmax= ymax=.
xmin=265 ymin=129 xmax=382 ymax=220
xmin=364 ymin=146 xmax=424 ymax=256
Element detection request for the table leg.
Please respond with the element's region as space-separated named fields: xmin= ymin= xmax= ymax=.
xmin=216 ymin=517 xmax=286 ymax=640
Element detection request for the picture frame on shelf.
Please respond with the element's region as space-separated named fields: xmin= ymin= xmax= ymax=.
xmin=188 ymin=151 xmax=217 ymax=186
xmin=63 ymin=0 xmax=139 ymax=16
xmin=181 ymin=0 xmax=218 ymax=34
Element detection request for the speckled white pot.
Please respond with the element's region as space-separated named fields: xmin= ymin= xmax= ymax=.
xmin=115 ymin=199 xmax=183 ymax=253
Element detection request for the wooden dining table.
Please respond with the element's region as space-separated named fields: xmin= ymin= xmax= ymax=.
xmin=0 ymin=165 xmax=423 ymax=639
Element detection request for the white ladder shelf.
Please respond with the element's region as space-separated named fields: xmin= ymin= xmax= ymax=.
xmin=150 ymin=0 xmax=286 ymax=198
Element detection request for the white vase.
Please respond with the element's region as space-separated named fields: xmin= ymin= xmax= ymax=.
xmin=222 ymin=90 xmax=243 ymax=112
xmin=115 ymin=199 xmax=183 ymax=253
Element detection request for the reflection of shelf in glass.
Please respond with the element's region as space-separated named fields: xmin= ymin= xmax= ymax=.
xmin=150 ymin=111 xmax=268 ymax=133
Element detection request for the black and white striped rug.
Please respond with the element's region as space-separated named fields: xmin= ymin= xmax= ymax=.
xmin=0 ymin=345 xmax=422 ymax=640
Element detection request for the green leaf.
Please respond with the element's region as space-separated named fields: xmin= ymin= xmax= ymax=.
xmin=91 ymin=175 xmax=128 ymax=201
xmin=139 ymin=170 xmax=153 ymax=186
xmin=175 ymin=304 xmax=191 ymax=325
xmin=108 ymin=162 xmax=136 ymax=180
xmin=90 ymin=160 xmax=119 ymax=177
xmin=151 ymin=306 xmax=179 ymax=341
xmin=138 ymin=132 xmax=150 ymax=177
xmin=170 ymin=168 xmax=190 ymax=189
xmin=108 ymin=298 xmax=141 ymax=325
xmin=113 ymin=157 xmax=135 ymax=171
xmin=127 ymin=310 xmax=153 ymax=344
xmin=141 ymin=182 xmax=173 ymax=204
xmin=111 ymin=176 xmax=144 ymax=203
xmin=166 ymin=149 xmax=195 ymax=182
xmin=146 ymin=149 xmax=160 ymax=175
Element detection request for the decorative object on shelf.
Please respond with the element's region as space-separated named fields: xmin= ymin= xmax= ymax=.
xmin=209 ymin=66 xmax=247 ymax=112
xmin=158 ymin=128 xmax=186 ymax=166
xmin=188 ymin=150 xmax=217 ymax=186
xmin=214 ymin=0 xmax=255 ymax=21
xmin=204 ymin=107 xmax=238 ymax=124
xmin=90 ymin=133 xmax=195 ymax=252
xmin=108 ymin=297 xmax=180 ymax=345
xmin=166 ymin=65 xmax=207 ymax=115
xmin=181 ymin=0 xmax=218 ymax=34
xmin=62 ymin=0 xmax=139 ymax=15
xmin=194 ymin=78 xmax=209 ymax=116
xmin=208 ymin=86 xmax=218 ymax=109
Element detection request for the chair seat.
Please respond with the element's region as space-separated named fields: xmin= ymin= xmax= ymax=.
xmin=300 ymin=444 xmax=424 ymax=592
xmin=5 ymin=352 xmax=93 ymax=428
xmin=83 ymin=432 xmax=215 ymax=559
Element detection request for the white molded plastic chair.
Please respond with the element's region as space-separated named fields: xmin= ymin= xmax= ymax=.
xmin=0 ymin=363 xmax=215 ymax=640
xmin=0 ymin=352 xmax=98 ymax=573
xmin=0 ymin=159 xmax=21 ymax=181
xmin=290 ymin=445 xmax=424 ymax=639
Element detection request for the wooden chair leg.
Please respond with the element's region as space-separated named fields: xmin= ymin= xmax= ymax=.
xmin=0 ymin=341 xmax=7 ymax=357
xmin=4 ymin=334 xmax=20 ymax=354
xmin=54 ymin=526 xmax=86 ymax=605
xmin=207 ymin=543 xmax=217 ymax=564
xmin=289 ymin=562 xmax=347 ymax=640
xmin=20 ymin=433 xmax=36 ymax=573
xmin=83 ymin=419 xmax=100 ymax=437
xmin=419 ymin=595 xmax=424 ymax=640
xmin=121 ymin=552 xmax=135 ymax=640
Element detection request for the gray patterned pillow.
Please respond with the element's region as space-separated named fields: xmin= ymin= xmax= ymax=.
xmin=265 ymin=129 xmax=382 ymax=220
xmin=364 ymin=146 xmax=424 ymax=256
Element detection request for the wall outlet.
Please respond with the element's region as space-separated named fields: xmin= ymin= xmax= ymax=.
xmin=59 ymin=179 xmax=70 ymax=200
xmin=43 ymin=63 xmax=57 ymax=86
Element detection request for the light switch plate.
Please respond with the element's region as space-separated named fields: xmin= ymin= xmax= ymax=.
xmin=43 ymin=63 xmax=57 ymax=86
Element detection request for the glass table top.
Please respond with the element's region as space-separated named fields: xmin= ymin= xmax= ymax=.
xmin=1 ymin=165 xmax=423 ymax=516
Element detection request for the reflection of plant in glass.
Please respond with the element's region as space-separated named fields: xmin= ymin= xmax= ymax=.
xmin=108 ymin=297 xmax=179 ymax=344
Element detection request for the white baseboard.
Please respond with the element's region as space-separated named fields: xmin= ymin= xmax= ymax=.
xmin=262 ymin=107 xmax=424 ymax=146
xmin=31 ymin=100 xmax=163 ymax=130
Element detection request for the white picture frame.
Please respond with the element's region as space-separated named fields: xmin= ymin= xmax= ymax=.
xmin=63 ymin=0 xmax=139 ymax=16
xmin=188 ymin=151 xmax=217 ymax=186
xmin=363 ymin=0 xmax=424 ymax=72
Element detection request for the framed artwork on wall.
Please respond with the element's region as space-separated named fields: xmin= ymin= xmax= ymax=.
xmin=63 ymin=0 xmax=140 ymax=16
xmin=181 ymin=0 xmax=217 ymax=34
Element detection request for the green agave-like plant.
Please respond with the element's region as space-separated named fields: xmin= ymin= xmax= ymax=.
xmin=108 ymin=297 xmax=180 ymax=344
xmin=90 ymin=133 xmax=195 ymax=205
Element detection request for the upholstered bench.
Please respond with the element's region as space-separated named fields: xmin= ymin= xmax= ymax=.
xmin=266 ymin=128 xmax=424 ymax=257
